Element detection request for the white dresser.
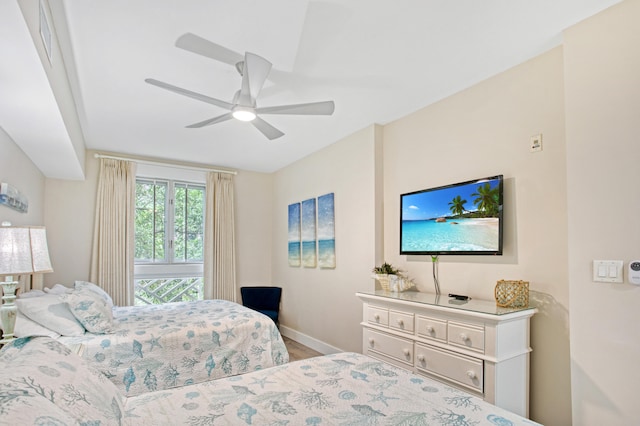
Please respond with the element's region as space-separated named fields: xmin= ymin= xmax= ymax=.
xmin=356 ymin=290 xmax=536 ymax=418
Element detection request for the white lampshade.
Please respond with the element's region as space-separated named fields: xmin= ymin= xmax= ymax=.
xmin=0 ymin=226 xmax=53 ymax=276
xmin=28 ymin=227 xmax=53 ymax=273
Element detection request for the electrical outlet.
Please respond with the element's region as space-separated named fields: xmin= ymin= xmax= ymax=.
xmin=530 ymin=134 xmax=543 ymax=153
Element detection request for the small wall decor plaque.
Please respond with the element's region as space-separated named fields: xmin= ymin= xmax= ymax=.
xmin=0 ymin=183 xmax=28 ymax=213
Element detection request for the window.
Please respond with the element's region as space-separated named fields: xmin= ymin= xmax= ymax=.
xmin=134 ymin=178 xmax=205 ymax=305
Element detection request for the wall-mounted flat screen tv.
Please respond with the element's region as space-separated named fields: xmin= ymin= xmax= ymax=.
xmin=400 ymin=175 xmax=503 ymax=255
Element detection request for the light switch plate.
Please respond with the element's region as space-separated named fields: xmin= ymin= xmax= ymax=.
xmin=530 ymin=134 xmax=543 ymax=153
xmin=593 ymin=260 xmax=623 ymax=283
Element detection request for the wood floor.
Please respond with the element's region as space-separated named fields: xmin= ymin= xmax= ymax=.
xmin=283 ymin=336 xmax=323 ymax=361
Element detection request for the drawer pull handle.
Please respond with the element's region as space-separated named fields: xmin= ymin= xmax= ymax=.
xmin=466 ymin=370 xmax=477 ymax=380
xmin=368 ymin=338 xmax=375 ymax=346
xmin=459 ymin=333 xmax=470 ymax=342
xmin=417 ymin=354 xmax=425 ymax=362
xmin=425 ymin=326 xmax=434 ymax=333
xmin=403 ymin=348 xmax=411 ymax=357
xmin=396 ymin=319 xmax=404 ymax=326
xmin=374 ymin=314 xmax=380 ymax=321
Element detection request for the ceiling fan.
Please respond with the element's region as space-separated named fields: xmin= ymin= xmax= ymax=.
xmin=145 ymin=33 xmax=335 ymax=140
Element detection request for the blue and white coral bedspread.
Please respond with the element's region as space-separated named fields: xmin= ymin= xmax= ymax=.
xmin=126 ymin=351 xmax=541 ymax=425
xmin=58 ymin=299 xmax=289 ymax=396
xmin=0 ymin=337 xmax=540 ymax=425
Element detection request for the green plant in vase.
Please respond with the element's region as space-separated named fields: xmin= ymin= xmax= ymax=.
xmin=372 ymin=262 xmax=415 ymax=292
xmin=372 ymin=262 xmax=400 ymax=276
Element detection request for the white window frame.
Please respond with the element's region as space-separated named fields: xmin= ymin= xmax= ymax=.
xmin=134 ymin=164 xmax=206 ymax=281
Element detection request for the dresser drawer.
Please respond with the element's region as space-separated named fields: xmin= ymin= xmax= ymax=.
xmin=416 ymin=315 xmax=447 ymax=342
xmin=389 ymin=310 xmax=414 ymax=334
xmin=415 ymin=343 xmax=483 ymax=393
xmin=364 ymin=328 xmax=413 ymax=366
xmin=366 ymin=305 xmax=389 ymax=327
xmin=448 ymin=321 xmax=484 ymax=353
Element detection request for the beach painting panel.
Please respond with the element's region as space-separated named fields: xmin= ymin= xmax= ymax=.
xmin=301 ymin=198 xmax=317 ymax=268
xmin=288 ymin=203 xmax=301 ymax=267
xmin=317 ymin=193 xmax=335 ymax=268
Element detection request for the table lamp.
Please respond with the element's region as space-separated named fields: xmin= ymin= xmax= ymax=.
xmin=0 ymin=226 xmax=53 ymax=343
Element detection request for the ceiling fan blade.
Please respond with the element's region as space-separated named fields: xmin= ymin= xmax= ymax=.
xmin=244 ymin=52 xmax=272 ymax=100
xmin=145 ymin=78 xmax=234 ymax=110
xmin=256 ymin=100 xmax=335 ymax=116
xmin=238 ymin=52 xmax=272 ymax=105
xmin=186 ymin=113 xmax=233 ymax=128
xmin=251 ymin=117 xmax=285 ymax=140
xmin=175 ymin=33 xmax=243 ymax=66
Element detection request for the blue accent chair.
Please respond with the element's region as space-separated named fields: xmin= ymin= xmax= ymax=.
xmin=240 ymin=286 xmax=282 ymax=326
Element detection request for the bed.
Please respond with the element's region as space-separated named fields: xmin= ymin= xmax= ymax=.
xmin=0 ymin=336 xmax=541 ymax=425
xmin=10 ymin=283 xmax=289 ymax=397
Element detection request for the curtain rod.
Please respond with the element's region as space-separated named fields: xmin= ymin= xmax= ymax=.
xmin=94 ymin=153 xmax=237 ymax=175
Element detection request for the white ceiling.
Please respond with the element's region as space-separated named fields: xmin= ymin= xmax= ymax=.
xmin=2 ymin=0 xmax=623 ymax=177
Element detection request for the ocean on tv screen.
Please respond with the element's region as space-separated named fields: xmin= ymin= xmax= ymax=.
xmin=401 ymin=217 xmax=499 ymax=252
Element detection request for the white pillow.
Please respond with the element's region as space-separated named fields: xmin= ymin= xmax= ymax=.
xmin=16 ymin=294 xmax=85 ymax=336
xmin=18 ymin=289 xmax=46 ymax=298
xmin=75 ymin=280 xmax=114 ymax=307
xmin=44 ymin=284 xmax=74 ymax=294
xmin=62 ymin=288 xmax=114 ymax=334
xmin=0 ymin=310 xmax=60 ymax=338
xmin=14 ymin=311 xmax=61 ymax=338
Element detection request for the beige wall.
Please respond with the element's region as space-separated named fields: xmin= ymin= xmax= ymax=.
xmin=44 ymin=153 xmax=97 ymax=285
xmin=0 ymin=127 xmax=45 ymax=226
xmin=272 ymin=125 xmax=382 ymax=353
xmin=382 ymin=47 xmax=569 ymax=425
xmin=564 ymin=1 xmax=640 ymax=424
xmin=234 ymin=169 xmax=274 ymax=294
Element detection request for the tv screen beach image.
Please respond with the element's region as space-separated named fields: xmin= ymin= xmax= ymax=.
xmin=401 ymin=177 xmax=502 ymax=254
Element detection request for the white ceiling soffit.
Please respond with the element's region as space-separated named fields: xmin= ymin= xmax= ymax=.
xmin=0 ymin=1 xmax=84 ymax=180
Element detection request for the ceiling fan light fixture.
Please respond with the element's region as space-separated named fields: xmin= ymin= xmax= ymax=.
xmin=232 ymin=106 xmax=256 ymax=122
xmin=147 ymin=35 xmax=335 ymax=139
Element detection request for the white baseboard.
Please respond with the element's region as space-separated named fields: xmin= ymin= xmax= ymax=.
xmin=279 ymin=325 xmax=342 ymax=355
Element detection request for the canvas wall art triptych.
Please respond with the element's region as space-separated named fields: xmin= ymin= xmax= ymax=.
xmin=288 ymin=193 xmax=335 ymax=269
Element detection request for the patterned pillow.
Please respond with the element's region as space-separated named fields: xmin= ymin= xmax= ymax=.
xmin=75 ymin=280 xmax=114 ymax=307
xmin=62 ymin=288 xmax=114 ymax=334
xmin=0 ymin=337 xmax=125 ymax=424
xmin=15 ymin=294 xmax=85 ymax=336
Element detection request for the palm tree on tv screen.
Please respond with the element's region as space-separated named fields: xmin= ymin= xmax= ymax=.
xmin=471 ymin=183 xmax=500 ymax=216
xmin=448 ymin=195 xmax=467 ymax=217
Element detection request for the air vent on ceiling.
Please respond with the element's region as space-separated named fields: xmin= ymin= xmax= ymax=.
xmin=39 ymin=0 xmax=52 ymax=64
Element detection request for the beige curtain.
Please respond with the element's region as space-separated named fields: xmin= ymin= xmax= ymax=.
xmin=204 ymin=172 xmax=237 ymax=302
xmin=89 ymin=158 xmax=137 ymax=306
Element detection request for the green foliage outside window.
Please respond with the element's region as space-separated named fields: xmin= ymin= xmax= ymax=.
xmin=174 ymin=184 xmax=204 ymax=262
xmin=135 ymin=180 xmax=204 ymax=263
xmin=135 ymin=180 xmax=166 ymax=262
